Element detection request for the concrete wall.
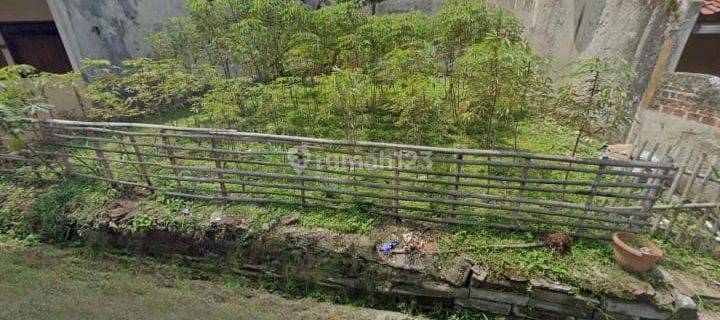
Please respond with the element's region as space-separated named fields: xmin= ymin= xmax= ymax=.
xmin=45 ymin=0 xmax=187 ymax=70
xmin=632 ymin=72 xmax=720 ymax=157
xmin=369 ymin=0 xmax=683 ymax=141
xmin=11 ymin=76 xmax=90 ymax=119
xmin=40 ymin=0 xmax=683 ymax=116
xmin=630 ymin=72 xmax=720 ymax=200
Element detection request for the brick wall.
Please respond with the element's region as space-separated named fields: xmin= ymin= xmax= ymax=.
xmin=648 ymin=72 xmax=720 ymax=128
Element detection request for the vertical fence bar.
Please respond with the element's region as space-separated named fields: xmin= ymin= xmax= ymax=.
xmin=665 ymin=153 xmax=706 ymax=239
xmin=686 ymin=162 xmax=717 ymax=243
xmin=298 ymin=148 xmax=307 ymax=207
xmin=519 ymin=158 xmax=530 ymax=197
xmin=512 ymin=157 xmax=531 ymax=221
xmin=611 ymin=141 xmax=649 ymax=207
xmin=210 ymin=136 xmax=228 ymax=199
xmin=651 ymin=148 xmax=691 ymax=234
xmin=712 ymin=206 xmax=720 ymax=239
xmin=623 ymin=143 xmax=659 ymax=207
xmin=88 ymin=131 xmax=116 ymax=187
xmin=666 ymin=148 xmax=694 ymax=203
xmin=127 ymin=134 xmax=153 ymax=192
xmin=393 ymin=148 xmax=400 ymax=214
xmin=600 ymin=141 xmax=638 ymax=207
xmin=48 ymin=123 xmax=73 ymax=175
xmin=675 ymin=162 xmax=712 ymax=243
xmin=692 ymin=208 xmax=710 ymax=243
xmin=585 ymin=164 xmax=606 ymax=208
xmin=638 ymin=165 xmax=670 ymax=233
xmin=635 ymin=145 xmax=673 ymax=232
xmin=452 ymin=153 xmax=463 ymax=213
xmin=160 ymin=129 xmax=182 ymax=190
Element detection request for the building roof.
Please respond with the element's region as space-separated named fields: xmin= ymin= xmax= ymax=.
xmin=701 ymin=0 xmax=720 ymax=15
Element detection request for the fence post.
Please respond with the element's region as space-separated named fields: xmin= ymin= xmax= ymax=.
xmin=652 ymin=148 xmax=690 ymax=234
xmin=88 ymin=131 xmax=116 ymax=187
xmin=665 ymin=153 xmax=706 ymax=239
xmin=210 ymin=136 xmax=228 ymax=199
xmin=452 ymin=153 xmax=463 ymax=213
xmin=127 ymin=133 xmax=153 ymax=193
xmin=702 ymin=178 xmax=720 ymax=242
xmin=610 ymin=141 xmax=649 ymax=207
xmin=393 ymin=148 xmax=400 ymax=214
xmin=299 ymin=148 xmax=307 ymax=207
xmin=46 ymin=122 xmax=73 ymax=175
xmin=585 ymin=164 xmax=606 ymax=209
xmin=676 ymin=162 xmax=714 ymax=244
xmin=160 ymin=129 xmax=182 ymax=190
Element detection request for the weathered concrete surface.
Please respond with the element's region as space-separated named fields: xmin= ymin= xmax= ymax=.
xmin=46 ymin=0 xmax=187 ymax=70
xmin=77 ymin=203 xmax=695 ymax=320
xmin=629 ymin=72 xmax=720 ymax=200
xmin=368 ymin=0 xmax=677 ymax=133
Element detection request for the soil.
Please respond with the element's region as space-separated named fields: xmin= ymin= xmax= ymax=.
xmin=543 ymin=232 xmax=572 ymax=255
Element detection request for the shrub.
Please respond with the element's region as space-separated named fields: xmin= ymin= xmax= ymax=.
xmin=0 ymin=65 xmax=53 ymax=137
xmin=83 ymin=58 xmax=215 ymax=120
xmin=130 ymin=0 xmax=562 ymax=149
xmin=552 ymin=58 xmax=635 ymax=156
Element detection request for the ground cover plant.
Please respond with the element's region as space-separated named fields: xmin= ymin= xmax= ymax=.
xmin=1 ymin=175 xmax=718 ymax=300
xmin=3 ymin=1 xmax=717 ymax=314
xmin=0 ymin=235 xmax=513 ymax=320
xmin=85 ymin=0 xmax=560 ymax=149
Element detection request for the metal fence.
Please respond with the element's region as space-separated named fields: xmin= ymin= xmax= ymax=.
xmin=0 ymin=119 xmax=682 ymax=240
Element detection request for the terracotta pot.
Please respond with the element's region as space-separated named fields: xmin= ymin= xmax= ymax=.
xmin=612 ymin=232 xmax=663 ymax=273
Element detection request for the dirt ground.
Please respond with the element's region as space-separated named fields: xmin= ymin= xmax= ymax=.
xmin=0 ymin=238 xmax=418 ymax=320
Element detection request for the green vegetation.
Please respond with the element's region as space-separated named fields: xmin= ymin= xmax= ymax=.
xmin=1 ymin=174 xmax=718 ymax=297
xmin=2 ymin=237 xmax=507 ymax=320
xmin=82 ymin=0 xmax=555 ymax=149
xmin=0 ymin=65 xmax=54 ymax=137
xmin=552 ymin=58 xmax=635 ymax=157
xmin=3 ymin=1 xmax=716 ymax=315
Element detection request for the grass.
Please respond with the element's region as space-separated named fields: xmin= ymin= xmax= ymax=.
xmin=0 ymin=236 xmax=509 ymax=320
xmin=443 ymin=226 xmax=651 ymax=297
xmin=0 ymin=237 xmax=385 ymax=320
xmin=1 ymin=112 xmax=717 ymax=307
xmin=2 ymin=174 xmax=718 ymax=298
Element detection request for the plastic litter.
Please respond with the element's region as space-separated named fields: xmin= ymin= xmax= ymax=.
xmin=403 ymin=232 xmax=414 ymax=244
xmin=379 ymin=240 xmax=399 ymax=254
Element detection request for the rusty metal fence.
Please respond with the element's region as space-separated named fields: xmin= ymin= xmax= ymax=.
xmin=0 ymin=119 xmax=681 ymax=240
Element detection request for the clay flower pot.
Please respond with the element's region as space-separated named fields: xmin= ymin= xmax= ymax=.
xmin=612 ymin=232 xmax=664 ymax=273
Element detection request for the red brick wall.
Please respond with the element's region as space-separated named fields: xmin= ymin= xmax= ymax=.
xmin=648 ymin=72 xmax=720 ymax=128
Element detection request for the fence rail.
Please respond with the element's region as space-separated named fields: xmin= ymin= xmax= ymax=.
xmin=0 ymin=119 xmax=687 ymax=240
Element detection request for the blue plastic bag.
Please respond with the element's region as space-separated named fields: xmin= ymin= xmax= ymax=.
xmin=379 ymin=240 xmax=399 ymax=254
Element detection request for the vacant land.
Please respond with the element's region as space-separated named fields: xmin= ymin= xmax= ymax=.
xmin=0 ymin=238 xmax=421 ymax=320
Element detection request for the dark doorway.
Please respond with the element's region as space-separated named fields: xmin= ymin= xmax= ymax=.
xmin=0 ymin=48 xmax=7 ymax=67
xmin=676 ymin=13 xmax=720 ymax=76
xmin=0 ymin=22 xmax=73 ymax=74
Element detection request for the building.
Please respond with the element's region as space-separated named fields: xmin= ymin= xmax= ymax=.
xmin=0 ymin=0 xmax=73 ymax=73
xmin=0 ymin=0 xmax=186 ymax=73
xmin=630 ymin=1 xmax=720 ymax=173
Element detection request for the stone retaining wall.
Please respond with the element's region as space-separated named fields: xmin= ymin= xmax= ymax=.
xmin=84 ymin=215 xmax=697 ymax=320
